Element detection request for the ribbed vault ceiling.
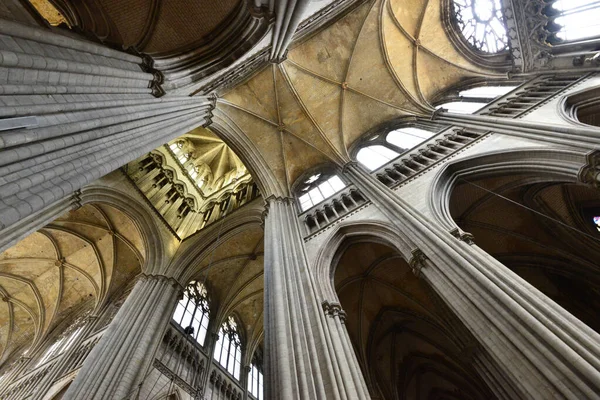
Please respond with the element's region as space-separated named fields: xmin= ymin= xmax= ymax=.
xmin=218 ymin=0 xmax=504 ymax=195
xmin=176 ymin=127 xmax=248 ymax=196
xmin=0 ymin=204 xmax=143 ymax=367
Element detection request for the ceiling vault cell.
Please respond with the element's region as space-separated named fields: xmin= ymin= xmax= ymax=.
xmin=0 ymin=204 xmax=144 ymax=368
xmin=217 ymin=0 xmax=506 ymax=195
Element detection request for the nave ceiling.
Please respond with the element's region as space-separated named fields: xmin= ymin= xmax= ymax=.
xmin=217 ymin=0 xmax=507 ymax=196
xmin=0 ymin=204 xmax=144 ymax=367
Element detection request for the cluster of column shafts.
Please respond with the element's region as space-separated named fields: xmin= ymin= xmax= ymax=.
xmin=0 ymin=19 xmax=212 ymax=251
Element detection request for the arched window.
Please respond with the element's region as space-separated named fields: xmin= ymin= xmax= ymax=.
xmin=248 ymin=361 xmax=264 ymax=400
xmin=437 ymin=85 xmax=517 ymax=114
xmin=356 ymin=126 xmax=436 ymax=171
xmin=213 ymin=316 xmax=242 ymax=379
xmin=170 ymin=142 xmax=190 ymax=164
xmin=36 ymin=325 xmax=84 ymax=367
xmin=356 ymin=145 xmax=399 ymax=171
xmin=545 ymin=0 xmax=600 ymax=44
xmin=451 ymin=0 xmax=508 ymax=53
xmin=172 ymin=281 xmax=210 ymax=346
xmin=297 ymin=173 xmax=347 ymax=211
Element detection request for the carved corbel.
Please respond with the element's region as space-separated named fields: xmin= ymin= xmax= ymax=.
xmin=449 ymin=228 xmax=475 ymax=245
xmin=409 ymin=249 xmax=429 ymax=278
xmin=136 ymin=53 xmax=166 ymax=98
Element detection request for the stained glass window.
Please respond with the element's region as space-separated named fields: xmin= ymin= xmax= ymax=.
xmin=214 ymin=316 xmax=242 ymax=380
xmin=437 ymin=85 xmax=517 ymax=114
xmin=452 ymin=0 xmax=508 ymax=53
xmin=172 ymin=281 xmax=210 ymax=346
xmin=386 ymin=127 xmax=435 ymax=151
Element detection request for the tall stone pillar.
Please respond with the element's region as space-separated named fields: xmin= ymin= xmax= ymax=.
xmin=0 ymin=19 xmax=213 ymax=251
xmin=263 ymin=197 xmax=370 ymax=400
xmin=63 ymin=274 xmax=182 ymax=400
xmin=343 ymin=162 xmax=600 ymax=399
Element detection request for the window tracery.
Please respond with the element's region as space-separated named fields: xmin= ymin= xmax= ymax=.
xmin=213 ymin=316 xmax=242 ymax=380
xmin=451 ymin=0 xmax=508 ymax=53
xmin=172 ymin=281 xmax=210 ymax=346
xmin=297 ymin=174 xmax=347 ymax=211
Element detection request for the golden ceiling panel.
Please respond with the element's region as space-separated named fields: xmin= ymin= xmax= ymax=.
xmin=0 ymin=204 xmax=143 ymax=366
xmin=218 ymin=0 xmax=504 ymax=195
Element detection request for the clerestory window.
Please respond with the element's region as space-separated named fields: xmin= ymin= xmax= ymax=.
xmin=297 ymin=174 xmax=347 ymax=211
xmin=356 ymin=126 xmax=436 ymax=171
xmin=213 ymin=316 xmax=242 ymax=380
xmin=452 ymin=0 xmax=508 ymax=53
xmin=172 ymin=281 xmax=210 ymax=346
xmin=545 ymin=0 xmax=600 ymax=44
xmin=36 ymin=325 xmax=84 ymax=367
xmin=248 ymin=361 xmax=264 ymax=399
xmin=436 ymin=85 xmax=517 ymax=114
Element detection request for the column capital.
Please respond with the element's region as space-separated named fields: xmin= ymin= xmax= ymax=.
xmin=449 ymin=228 xmax=475 ymax=245
xmin=262 ymin=195 xmax=296 ymax=219
xmin=341 ymin=160 xmax=362 ymax=174
xmin=136 ymin=273 xmax=185 ymax=293
xmin=321 ymin=300 xmax=347 ymax=324
xmin=409 ymin=248 xmax=428 ymax=278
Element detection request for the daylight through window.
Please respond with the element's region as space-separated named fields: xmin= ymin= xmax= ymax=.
xmin=547 ymin=0 xmax=600 ymax=43
xmin=172 ymin=281 xmax=210 ymax=346
xmin=214 ymin=316 xmax=242 ymax=379
xmin=298 ymin=174 xmax=347 ymax=211
xmin=452 ymin=0 xmax=508 ymax=53
xmin=248 ymin=362 xmax=264 ymax=399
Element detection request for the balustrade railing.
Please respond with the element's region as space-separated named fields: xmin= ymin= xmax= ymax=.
xmin=300 ymin=186 xmax=368 ymax=235
xmin=372 ymin=127 xmax=483 ymax=188
xmin=478 ymin=74 xmax=583 ymax=118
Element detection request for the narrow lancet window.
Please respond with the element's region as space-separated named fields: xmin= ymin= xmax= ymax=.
xmin=248 ymin=361 xmax=264 ymax=399
xmin=172 ymin=281 xmax=210 ymax=346
xmin=213 ymin=316 xmax=242 ymax=379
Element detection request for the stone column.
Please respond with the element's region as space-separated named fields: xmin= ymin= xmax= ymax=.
xmin=263 ymin=197 xmax=370 ymax=400
xmin=0 ymin=19 xmax=214 ymax=247
xmin=343 ymin=162 xmax=600 ymax=399
xmin=63 ymin=274 xmax=182 ymax=400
